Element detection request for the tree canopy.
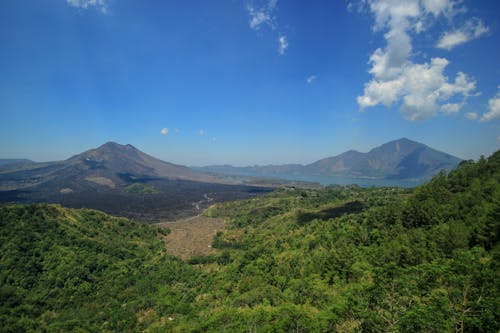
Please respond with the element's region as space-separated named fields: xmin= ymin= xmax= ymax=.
xmin=1 ymin=151 xmax=499 ymax=332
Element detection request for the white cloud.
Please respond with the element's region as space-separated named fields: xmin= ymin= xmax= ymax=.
xmin=247 ymin=1 xmax=288 ymax=55
xmin=347 ymin=1 xmax=367 ymax=14
xmin=67 ymin=0 xmax=108 ymax=13
xmin=359 ymin=57 xmax=476 ymax=120
xmin=357 ymin=76 xmax=404 ymax=108
xmin=481 ymin=86 xmax=500 ymax=122
xmin=440 ymin=102 xmax=463 ymax=114
xmin=357 ymin=0 xmax=480 ymax=121
xmin=421 ymin=0 xmax=459 ymax=17
xmin=436 ymin=31 xmax=468 ymax=50
xmin=173 ymin=128 xmax=180 ymax=133
xmin=247 ymin=0 xmax=278 ymax=30
xmin=248 ymin=9 xmax=272 ymax=29
xmin=198 ymin=129 xmax=205 ymax=136
xmin=278 ymin=35 xmax=288 ymax=55
xmin=306 ymin=75 xmax=317 ymax=84
xmin=160 ymin=128 xmax=168 ymax=135
xmin=437 ymin=18 xmax=489 ymax=50
xmin=464 ymin=112 xmax=478 ymax=120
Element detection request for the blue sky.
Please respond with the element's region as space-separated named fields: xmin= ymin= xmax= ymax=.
xmin=0 ymin=0 xmax=499 ymax=165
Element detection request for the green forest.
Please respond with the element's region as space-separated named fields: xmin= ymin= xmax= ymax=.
xmin=1 ymin=151 xmax=499 ymax=332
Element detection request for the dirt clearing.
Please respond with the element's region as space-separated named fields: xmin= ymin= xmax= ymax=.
xmin=156 ymin=216 xmax=225 ymax=259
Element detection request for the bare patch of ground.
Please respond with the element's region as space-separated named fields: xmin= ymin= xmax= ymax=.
xmin=85 ymin=176 xmax=115 ymax=188
xmin=156 ymin=216 xmax=225 ymax=259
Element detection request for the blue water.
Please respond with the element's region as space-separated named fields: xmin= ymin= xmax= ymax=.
xmin=270 ymin=173 xmax=422 ymax=188
xmin=232 ymin=171 xmax=423 ymax=188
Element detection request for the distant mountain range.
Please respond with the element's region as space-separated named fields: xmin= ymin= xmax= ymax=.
xmin=0 ymin=159 xmax=35 ymax=173
xmin=0 ymin=138 xmax=461 ymax=193
xmin=196 ymin=138 xmax=462 ymax=181
xmin=0 ymin=158 xmax=34 ymax=166
xmin=0 ymin=139 xmax=462 ymax=219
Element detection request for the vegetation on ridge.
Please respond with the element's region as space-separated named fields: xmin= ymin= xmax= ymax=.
xmin=0 ymin=151 xmax=499 ymax=332
xmin=124 ymin=182 xmax=160 ymax=194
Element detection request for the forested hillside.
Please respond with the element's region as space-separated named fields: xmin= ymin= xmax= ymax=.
xmin=1 ymin=152 xmax=499 ymax=332
xmin=0 ymin=205 xmax=199 ymax=332
xmin=195 ymin=152 xmax=499 ymax=332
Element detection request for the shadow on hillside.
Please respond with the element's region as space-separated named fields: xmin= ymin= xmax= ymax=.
xmin=296 ymin=201 xmax=364 ymax=225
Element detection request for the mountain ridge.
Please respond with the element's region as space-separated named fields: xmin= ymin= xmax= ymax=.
xmin=0 ymin=139 xmax=462 ymax=190
xmin=197 ymin=138 xmax=462 ymax=181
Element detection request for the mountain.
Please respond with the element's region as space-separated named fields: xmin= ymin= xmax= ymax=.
xmin=0 ymin=158 xmax=34 ymax=166
xmin=0 ymin=159 xmax=35 ymax=173
xmin=0 ymin=142 xmax=271 ymax=221
xmin=66 ymin=141 xmax=220 ymax=185
xmin=197 ymin=138 xmax=461 ymax=182
xmin=1 ymin=139 xmax=461 ymax=190
xmin=305 ymin=138 xmax=461 ymax=179
xmin=0 ymin=142 xmax=219 ymax=191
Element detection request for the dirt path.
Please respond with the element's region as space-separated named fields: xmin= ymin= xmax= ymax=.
xmin=191 ymin=193 xmax=214 ymax=212
xmin=156 ymin=215 xmax=225 ymax=259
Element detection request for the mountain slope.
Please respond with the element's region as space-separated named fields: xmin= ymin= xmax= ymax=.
xmin=0 ymin=142 xmax=272 ymax=221
xmin=0 ymin=142 xmax=219 ymax=191
xmin=306 ymin=138 xmax=461 ymax=179
xmin=197 ymin=150 xmax=499 ymax=332
xmin=0 ymin=204 xmax=199 ymax=332
xmin=0 ymin=159 xmax=36 ymax=174
xmin=67 ymin=141 xmax=219 ymax=184
xmin=0 ymin=158 xmax=34 ymax=166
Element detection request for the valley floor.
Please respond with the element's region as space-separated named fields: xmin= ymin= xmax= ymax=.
xmin=156 ymin=216 xmax=225 ymax=259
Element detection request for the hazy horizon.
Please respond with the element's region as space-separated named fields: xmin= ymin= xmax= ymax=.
xmin=0 ymin=137 xmax=466 ymax=168
xmin=1 ymin=1 xmax=499 ymax=165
